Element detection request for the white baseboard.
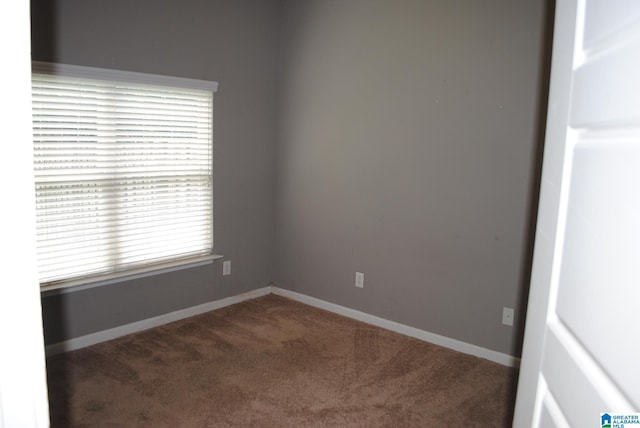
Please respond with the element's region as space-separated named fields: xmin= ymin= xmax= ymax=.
xmin=45 ymin=287 xmax=271 ymax=357
xmin=46 ymin=285 xmax=520 ymax=368
xmin=271 ymin=287 xmax=520 ymax=368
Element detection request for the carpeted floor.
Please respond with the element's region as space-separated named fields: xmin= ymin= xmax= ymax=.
xmin=46 ymin=294 xmax=518 ymax=427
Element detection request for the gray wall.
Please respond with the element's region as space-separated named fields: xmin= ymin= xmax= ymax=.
xmin=31 ymin=0 xmax=280 ymax=344
xmin=275 ymin=0 xmax=549 ymax=356
xmin=32 ymin=0 xmax=550 ymax=357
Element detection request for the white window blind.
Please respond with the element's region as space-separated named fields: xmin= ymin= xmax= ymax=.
xmin=31 ymin=62 xmax=218 ymax=287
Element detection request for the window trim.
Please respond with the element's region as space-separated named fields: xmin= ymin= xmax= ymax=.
xmin=41 ymin=253 xmax=223 ymax=296
xmin=32 ymin=62 xmax=221 ymax=292
xmin=32 ymin=62 xmax=218 ymax=93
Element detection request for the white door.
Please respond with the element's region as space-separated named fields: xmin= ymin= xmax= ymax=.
xmin=513 ymin=0 xmax=640 ymax=426
xmin=0 ymin=1 xmax=50 ymax=427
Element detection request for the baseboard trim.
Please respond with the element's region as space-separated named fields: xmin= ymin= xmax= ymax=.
xmin=271 ymin=287 xmax=520 ymax=368
xmin=45 ymin=287 xmax=272 ymax=357
xmin=46 ymin=285 xmax=520 ymax=367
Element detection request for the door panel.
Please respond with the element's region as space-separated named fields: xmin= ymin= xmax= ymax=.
xmin=555 ymin=142 xmax=640 ymax=408
xmin=583 ymin=0 xmax=640 ymax=49
xmin=542 ymin=329 xmax=609 ymax=427
xmin=571 ymin=37 xmax=640 ymax=126
xmin=539 ymin=404 xmax=557 ymax=428
xmin=513 ymin=0 xmax=640 ymax=425
xmin=540 ymin=387 xmax=571 ymax=428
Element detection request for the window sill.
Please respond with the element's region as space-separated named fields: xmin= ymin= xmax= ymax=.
xmin=40 ymin=254 xmax=224 ymax=297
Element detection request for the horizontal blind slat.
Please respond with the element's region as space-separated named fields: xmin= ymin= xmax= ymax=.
xmin=33 ymin=65 xmax=214 ymax=286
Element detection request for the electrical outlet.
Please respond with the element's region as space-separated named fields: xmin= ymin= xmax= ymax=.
xmin=355 ymin=272 xmax=364 ymax=288
xmin=223 ymin=260 xmax=231 ymax=276
xmin=502 ymin=307 xmax=514 ymax=326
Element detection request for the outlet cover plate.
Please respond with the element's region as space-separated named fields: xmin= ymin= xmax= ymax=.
xmin=223 ymin=260 xmax=231 ymax=276
xmin=502 ymin=307 xmax=514 ymax=326
xmin=355 ymin=272 xmax=364 ymax=288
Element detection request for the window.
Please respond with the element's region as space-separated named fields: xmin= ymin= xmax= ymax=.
xmin=31 ymin=62 xmax=218 ymax=288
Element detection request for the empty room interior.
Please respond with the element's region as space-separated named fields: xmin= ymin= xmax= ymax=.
xmin=29 ymin=0 xmax=554 ymax=425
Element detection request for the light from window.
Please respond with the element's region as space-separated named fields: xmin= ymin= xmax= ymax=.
xmin=31 ymin=62 xmax=218 ymax=287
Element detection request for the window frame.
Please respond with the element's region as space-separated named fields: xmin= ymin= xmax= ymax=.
xmin=32 ymin=62 xmax=221 ymax=292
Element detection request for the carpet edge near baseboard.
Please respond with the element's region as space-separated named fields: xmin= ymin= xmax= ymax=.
xmin=44 ymin=287 xmax=272 ymax=357
xmin=45 ymin=285 xmax=520 ymax=368
xmin=271 ymin=286 xmax=520 ymax=368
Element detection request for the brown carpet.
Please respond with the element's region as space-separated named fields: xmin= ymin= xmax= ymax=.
xmin=46 ymin=294 xmax=518 ymax=427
